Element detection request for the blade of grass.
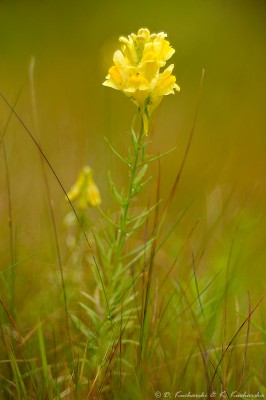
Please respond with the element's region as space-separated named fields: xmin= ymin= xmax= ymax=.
xmin=0 ymin=299 xmax=24 ymax=347
xmin=1 ymin=252 xmax=40 ymax=274
xmin=9 ymin=351 xmax=27 ymax=400
xmin=158 ymin=68 xmax=205 ymax=231
xmin=238 ymin=292 xmax=251 ymax=390
xmin=210 ymin=294 xmax=265 ymax=388
xmin=37 ymin=320 xmax=50 ymax=385
xmin=1 ymin=326 xmax=27 ymax=400
xmin=158 ymin=219 xmax=200 ymax=292
xmin=192 ymin=251 xmax=205 ymax=321
xmin=1 ymin=91 xmax=22 ymax=316
xmin=139 ymin=157 xmax=161 ymax=361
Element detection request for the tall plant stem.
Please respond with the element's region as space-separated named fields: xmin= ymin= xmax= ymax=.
xmin=112 ymin=117 xmax=145 ymax=268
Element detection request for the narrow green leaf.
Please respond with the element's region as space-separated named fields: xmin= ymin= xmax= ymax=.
xmin=79 ymin=302 xmax=101 ymax=326
xmin=128 ymin=203 xmax=158 ymax=223
xmin=144 ymin=146 xmax=177 ymax=164
xmin=121 ymin=238 xmax=154 ymax=261
xmin=133 ymin=164 xmax=148 ymax=188
xmin=104 ymin=137 xmax=129 ymax=166
xmin=9 ymin=351 xmax=27 ymax=399
xmin=108 ymin=171 xmax=126 ymax=206
xmin=37 ymin=320 xmax=50 ymax=387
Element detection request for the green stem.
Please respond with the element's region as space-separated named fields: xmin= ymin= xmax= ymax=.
xmin=112 ymin=117 xmax=145 ymax=269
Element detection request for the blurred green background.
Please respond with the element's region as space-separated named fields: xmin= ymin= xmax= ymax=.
xmin=0 ymin=0 xmax=265 ymax=303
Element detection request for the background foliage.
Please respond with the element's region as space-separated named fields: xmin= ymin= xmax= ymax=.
xmin=0 ymin=0 xmax=266 ymax=398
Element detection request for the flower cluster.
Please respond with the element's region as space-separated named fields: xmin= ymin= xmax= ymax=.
xmin=67 ymin=166 xmax=101 ymax=209
xmin=103 ymin=28 xmax=180 ymax=133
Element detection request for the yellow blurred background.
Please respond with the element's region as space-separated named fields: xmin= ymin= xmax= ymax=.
xmin=0 ymin=0 xmax=265 ymax=302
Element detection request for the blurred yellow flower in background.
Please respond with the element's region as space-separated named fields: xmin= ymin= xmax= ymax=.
xmin=103 ymin=28 xmax=180 ymax=133
xmin=67 ymin=166 xmax=101 ymax=209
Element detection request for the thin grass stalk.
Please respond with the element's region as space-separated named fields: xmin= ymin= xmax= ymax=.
xmin=3 ymin=140 xmax=15 ymax=317
xmin=210 ymin=295 xmax=265 ymax=388
xmin=139 ymin=157 xmax=161 ymax=363
xmin=1 ymin=92 xmax=22 ymax=315
xmin=238 ymin=292 xmax=251 ymax=389
xmin=157 ymin=68 xmax=205 ymax=235
xmin=29 ymin=58 xmax=73 ymax=361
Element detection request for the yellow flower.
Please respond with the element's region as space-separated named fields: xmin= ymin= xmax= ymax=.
xmin=103 ymin=28 xmax=180 ymax=133
xmin=67 ymin=166 xmax=101 ymax=209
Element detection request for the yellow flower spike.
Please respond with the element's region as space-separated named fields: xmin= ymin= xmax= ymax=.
xmin=67 ymin=166 xmax=101 ymax=210
xmin=103 ymin=28 xmax=180 ymax=134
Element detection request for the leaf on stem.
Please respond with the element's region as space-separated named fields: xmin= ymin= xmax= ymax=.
xmin=108 ymin=171 xmax=126 ymax=206
xmin=104 ymin=137 xmax=130 ymax=166
xmin=132 ymin=164 xmax=148 ymax=190
xmin=144 ymin=146 xmax=177 ymax=165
